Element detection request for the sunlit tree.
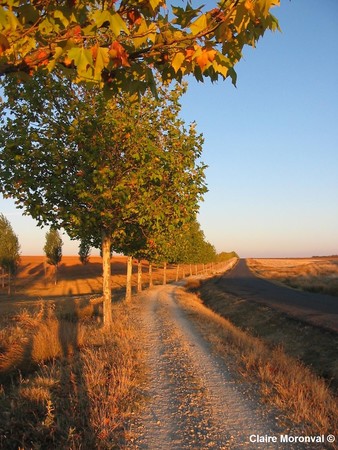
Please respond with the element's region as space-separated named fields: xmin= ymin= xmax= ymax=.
xmin=44 ymin=228 xmax=63 ymax=285
xmin=0 ymin=1 xmax=280 ymax=95
xmin=0 ymin=73 xmax=206 ymax=326
xmin=0 ymin=213 xmax=20 ymax=294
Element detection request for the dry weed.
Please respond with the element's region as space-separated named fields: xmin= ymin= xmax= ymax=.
xmin=0 ymin=299 xmax=143 ymax=449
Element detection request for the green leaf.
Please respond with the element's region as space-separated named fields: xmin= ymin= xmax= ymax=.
xmin=53 ymin=9 xmax=69 ymax=27
xmin=47 ymin=46 xmax=64 ymax=71
xmin=17 ymin=5 xmax=39 ymax=25
xmin=91 ymin=10 xmax=112 ymax=28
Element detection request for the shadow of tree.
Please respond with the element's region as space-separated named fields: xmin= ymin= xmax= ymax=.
xmin=54 ymin=299 xmax=97 ymax=448
xmin=0 ymin=300 xmax=101 ymax=448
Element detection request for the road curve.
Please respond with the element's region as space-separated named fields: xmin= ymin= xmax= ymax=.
xmin=216 ymin=259 xmax=338 ymax=333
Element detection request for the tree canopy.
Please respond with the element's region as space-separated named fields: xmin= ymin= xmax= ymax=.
xmin=0 ymin=212 xmax=20 ymax=276
xmin=0 ymin=0 xmax=280 ymax=95
xmin=0 ymin=213 xmax=20 ymax=294
xmin=0 ymin=72 xmax=206 ymax=325
xmin=43 ymin=228 xmax=63 ymax=284
xmin=0 ymin=73 xmax=205 ymax=238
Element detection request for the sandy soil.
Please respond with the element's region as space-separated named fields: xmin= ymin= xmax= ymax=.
xmin=128 ymin=283 xmax=311 ymax=450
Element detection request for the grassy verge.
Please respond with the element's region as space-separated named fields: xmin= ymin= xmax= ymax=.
xmin=0 ymin=298 xmax=144 ymax=449
xmin=182 ymin=278 xmax=338 ymax=441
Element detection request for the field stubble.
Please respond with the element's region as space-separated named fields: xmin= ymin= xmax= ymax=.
xmin=248 ymin=257 xmax=338 ymax=297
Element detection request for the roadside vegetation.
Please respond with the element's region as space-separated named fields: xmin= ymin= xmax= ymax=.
xmin=1 ymin=258 xmax=337 ymax=447
xmin=0 ymin=297 xmax=144 ymax=449
xmin=0 ymin=256 xmax=231 ymax=448
xmin=184 ymin=277 xmax=338 ymax=440
xmin=248 ymin=258 xmax=338 ymax=297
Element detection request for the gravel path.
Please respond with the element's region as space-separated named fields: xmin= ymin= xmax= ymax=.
xmin=128 ymin=283 xmax=312 ymax=450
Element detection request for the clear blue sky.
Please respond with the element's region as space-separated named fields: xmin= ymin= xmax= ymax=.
xmin=1 ymin=0 xmax=338 ymax=257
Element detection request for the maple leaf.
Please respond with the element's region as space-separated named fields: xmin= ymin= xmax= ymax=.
xmin=0 ymin=34 xmax=10 ymax=56
xmin=196 ymin=48 xmax=216 ymax=71
xmin=127 ymin=9 xmax=142 ymax=26
xmin=185 ymin=46 xmax=196 ymax=62
xmin=109 ymin=41 xmax=130 ymax=68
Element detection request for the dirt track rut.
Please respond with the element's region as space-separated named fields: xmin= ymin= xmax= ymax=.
xmin=128 ymin=283 xmax=309 ymax=449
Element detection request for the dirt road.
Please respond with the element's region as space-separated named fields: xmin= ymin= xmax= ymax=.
xmin=217 ymin=260 xmax=338 ymax=333
xmin=129 ymin=283 xmax=312 ymax=450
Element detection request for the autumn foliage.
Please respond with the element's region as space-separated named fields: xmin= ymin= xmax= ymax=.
xmin=0 ymin=0 xmax=280 ymax=94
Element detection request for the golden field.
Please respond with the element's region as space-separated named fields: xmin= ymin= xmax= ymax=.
xmin=0 ymin=255 xmax=203 ymax=315
xmin=248 ymin=257 xmax=338 ymax=297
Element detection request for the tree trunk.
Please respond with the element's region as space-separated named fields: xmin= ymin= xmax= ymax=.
xmin=175 ymin=264 xmax=179 ymax=282
xmin=149 ymin=263 xmax=153 ymax=288
xmin=163 ymin=262 xmax=167 ymax=285
xmin=137 ymin=260 xmax=142 ymax=293
xmin=189 ymin=264 xmax=192 ymax=277
xmin=102 ymin=231 xmax=113 ymax=328
xmin=126 ymin=256 xmax=133 ymax=302
xmin=7 ymin=271 xmax=11 ymax=296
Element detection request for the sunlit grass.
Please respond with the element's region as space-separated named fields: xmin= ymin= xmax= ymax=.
xmin=248 ymin=258 xmax=338 ymax=297
xmin=183 ymin=280 xmax=338 ymax=438
xmin=0 ymin=299 xmax=144 ymax=449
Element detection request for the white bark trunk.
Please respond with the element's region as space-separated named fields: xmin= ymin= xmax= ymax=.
xmin=137 ymin=260 xmax=142 ymax=292
xmin=102 ymin=231 xmax=112 ymax=327
xmin=126 ymin=256 xmax=133 ymax=302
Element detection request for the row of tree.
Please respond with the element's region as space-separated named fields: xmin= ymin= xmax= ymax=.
xmin=1 ymin=213 xmax=236 ymax=297
xmin=0 ymin=1 xmax=278 ymax=327
xmin=0 ymin=72 xmax=235 ymax=326
xmin=0 ymin=213 xmax=20 ymax=294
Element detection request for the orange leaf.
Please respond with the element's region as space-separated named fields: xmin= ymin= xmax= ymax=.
xmin=91 ymin=44 xmax=98 ymax=61
xmin=108 ymin=41 xmax=130 ymax=67
xmin=127 ymin=9 xmax=142 ymax=26
xmin=244 ymin=0 xmax=254 ymax=11
xmin=185 ymin=47 xmax=195 ymax=62
xmin=196 ymin=48 xmax=216 ymax=71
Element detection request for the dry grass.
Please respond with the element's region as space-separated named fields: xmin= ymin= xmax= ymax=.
xmin=0 ymin=298 xmax=144 ymax=449
xmin=0 ymin=255 xmax=224 ymax=448
xmin=188 ymin=277 xmax=338 ymax=389
xmin=178 ymin=285 xmax=338 ymax=441
xmin=248 ymin=257 xmax=338 ymax=297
